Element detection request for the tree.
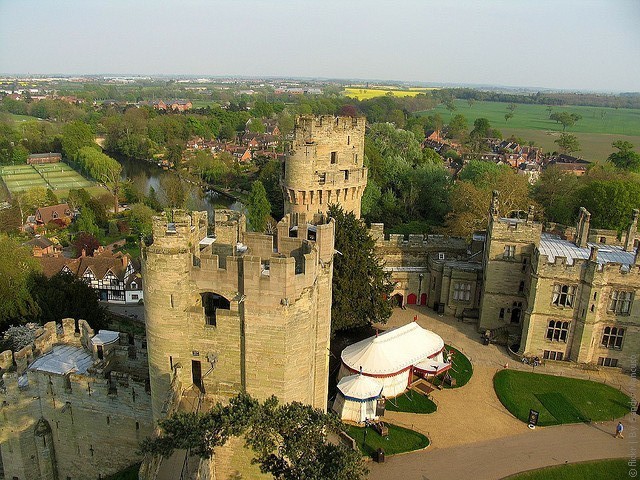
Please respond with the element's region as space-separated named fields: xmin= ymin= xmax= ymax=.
xmin=248 ymin=118 xmax=266 ymax=133
xmin=459 ymin=161 xmax=510 ymax=185
xmin=159 ymin=175 xmax=185 ymax=209
xmin=61 ymin=121 xmax=96 ymax=160
xmin=128 ymin=203 xmax=155 ymax=238
xmin=258 ymin=160 xmax=284 ymax=220
xmin=329 ymin=204 xmax=393 ymax=332
xmin=555 ymin=133 xmax=580 ymax=155
xmin=75 ymin=206 xmax=101 ymax=237
xmin=247 ymin=180 xmax=271 ymax=232
xmin=445 ymin=170 xmax=537 ymax=237
xmin=577 ymin=180 xmax=640 ymax=231
xmin=29 ymin=272 xmax=108 ymax=331
xmin=549 ymin=112 xmax=582 ymax=131
xmin=532 ymin=165 xmax=580 ymax=225
xmin=14 ymin=186 xmax=49 ymax=225
xmin=0 ymin=236 xmax=41 ymax=329
xmin=608 ymin=140 xmax=640 ymax=172
xmin=470 ymin=117 xmax=492 ymax=139
xmin=75 ymin=147 xmax=123 ymax=213
xmin=140 ymin=393 xmax=368 ymax=480
xmin=45 ymin=188 xmax=59 ymax=206
xmin=72 ymin=232 xmax=101 ymax=257
xmin=446 ymin=114 xmax=468 ymax=141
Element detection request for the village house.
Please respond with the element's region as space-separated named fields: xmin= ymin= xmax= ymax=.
xmin=34 ymin=203 xmax=73 ymax=226
xmin=22 ymin=235 xmax=62 ymax=257
xmin=38 ymin=251 xmax=144 ymax=304
xmin=546 ymin=154 xmax=590 ymax=175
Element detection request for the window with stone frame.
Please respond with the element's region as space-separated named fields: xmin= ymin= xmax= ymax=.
xmin=608 ymin=290 xmax=633 ymax=315
xmin=597 ymin=357 xmax=618 ymax=367
xmin=503 ymin=245 xmax=516 ymax=258
xmin=552 ymin=284 xmax=576 ymax=308
xmin=543 ymin=350 xmax=564 ymax=361
xmin=546 ymin=320 xmax=569 ymax=342
xmin=453 ymin=282 xmax=471 ymax=302
xmin=601 ymin=326 xmax=624 ymax=350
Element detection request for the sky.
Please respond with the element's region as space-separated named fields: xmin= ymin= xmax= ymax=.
xmin=0 ymin=0 xmax=639 ymax=92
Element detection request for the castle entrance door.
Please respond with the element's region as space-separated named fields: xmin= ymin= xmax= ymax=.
xmin=192 ymin=360 xmax=203 ymax=391
xmin=420 ymin=293 xmax=427 ymax=305
xmin=407 ymin=294 xmax=417 ymax=305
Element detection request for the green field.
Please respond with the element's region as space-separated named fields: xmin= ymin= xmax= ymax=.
xmin=429 ymin=344 xmax=473 ymax=389
xmin=493 ymin=370 xmax=630 ymax=426
xmin=505 ymin=458 xmax=629 ymax=480
xmin=0 ymin=162 xmax=95 ymax=194
xmin=386 ymin=390 xmax=437 ymax=414
xmin=344 ymin=87 xmax=438 ymax=100
xmin=420 ymin=100 xmax=640 ymax=161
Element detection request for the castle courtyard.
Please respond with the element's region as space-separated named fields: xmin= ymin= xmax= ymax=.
xmin=368 ymin=305 xmax=636 ymax=479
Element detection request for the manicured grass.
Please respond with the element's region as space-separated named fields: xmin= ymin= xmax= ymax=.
xmin=104 ymin=463 xmax=140 ymax=480
xmin=345 ymin=423 xmax=429 ymax=457
xmin=386 ymin=390 xmax=437 ymax=414
xmin=0 ymin=162 xmax=95 ymax=194
xmin=344 ymin=87 xmax=438 ymax=100
xmin=494 ymin=370 xmax=630 ymax=426
xmin=430 ymin=344 xmax=473 ymax=389
xmin=505 ymin=458 xmax=629 ymax=480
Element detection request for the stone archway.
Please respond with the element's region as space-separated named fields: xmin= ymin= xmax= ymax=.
xmin=392 ymin=293 xmax=404 ymax=307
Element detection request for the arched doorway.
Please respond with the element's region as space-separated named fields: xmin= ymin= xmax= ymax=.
xmin=392 ymin=293 xmax=404 ymax=307
xmin=407 ymin=293 xmax=417 ymax=305
xmin=420 ymin=293 xmax=427 ymax=305
xmin=510 ymin=308 xmax=521 ymax=324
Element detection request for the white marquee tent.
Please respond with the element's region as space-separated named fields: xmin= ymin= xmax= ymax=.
xmin=332 ymin=373 xmax=383 ymax=423
xmin=339 ymin=321 xmax=447 ymax=397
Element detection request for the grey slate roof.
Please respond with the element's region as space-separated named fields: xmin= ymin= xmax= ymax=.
xmin=538 ymin=233 xmax=635 ymax=266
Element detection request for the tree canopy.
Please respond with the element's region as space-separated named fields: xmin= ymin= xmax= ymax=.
xmin=555 ymin=133 xmax=580 ymax=155
xmin=329 ymin=204 xmax=393 ymax=332
xmin=608 ymin=140 xmax=640 ymax=172
xmin=247 ymin=180 xmax=271 ymax=232
xmin=140 ymin=392 xmax=368 ymax=480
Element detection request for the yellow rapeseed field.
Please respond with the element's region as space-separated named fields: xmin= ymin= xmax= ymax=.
xmin=343 ymin=86 xmax=439 ymax=100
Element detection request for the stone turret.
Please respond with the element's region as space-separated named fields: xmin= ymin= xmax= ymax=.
xmin=575 ymin=207 xmax=591 ymax=248
xmin=282 ymin=115 xmax=367 ymax=221
xmin=624 ymin=208 xmax=639 ymax=252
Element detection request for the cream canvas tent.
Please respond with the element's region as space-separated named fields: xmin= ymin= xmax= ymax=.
xmin=332 ymin=373 xmax=383 ymax=423
xmin=338 ymin=321 xmax=446 ymax=397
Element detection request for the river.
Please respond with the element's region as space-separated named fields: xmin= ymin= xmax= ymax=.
xmin=115 ymin=156 xmax=243 ymax=218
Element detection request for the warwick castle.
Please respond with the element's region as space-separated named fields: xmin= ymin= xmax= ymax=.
xmin=1 ymin=115 xmax=638 ymax=479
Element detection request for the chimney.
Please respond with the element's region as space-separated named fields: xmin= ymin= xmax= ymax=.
xmin=589 ymin=245 xmax=598 ymax=262
xmin=81 ymin=248 xmax=86 ymax=258
xmin=624 ymin=209 xmax=639 ymax=252
xmin=575 ymin=207 xmax=591 ymax=248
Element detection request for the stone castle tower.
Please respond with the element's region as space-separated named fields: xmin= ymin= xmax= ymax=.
xmin=142 ymin=209 xmax=335 ymax=422
xmin=478 ymin=192 xmax=542 ymax=332
xmin=282 ymin=115 xmax=367 ymax=219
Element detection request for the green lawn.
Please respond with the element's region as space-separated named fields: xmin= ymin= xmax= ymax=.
xmin=104 ymin=463 xmax=140 ymax=480
xmin=429 ymin=344 xmax=473 ymax=389
xmin=494 ymin=370 xmax=630 ymax=426
xmin=345 ymin=423 xmax=429 ymax=457
xmin=386 ymin=390 xmax=437 ymax=414
xmin=505 ymin=458 xmax=629 ymax=480
xmin=0 ymin=161 xmax=95 ymax=194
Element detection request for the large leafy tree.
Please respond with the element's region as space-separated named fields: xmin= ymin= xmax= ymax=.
xmin=555 ymin=133 xmax=581 ymax=155
xmin=329 ymin=204 xmax=393 ymax=332
xmin=577 ymin=180 xmax=640 ymax=231
xmin=29 ymin=272 xmax=108 ymax=331
xmin=532 ymin=165 xmax=581 ymax=225
xmin=75 ymin=146 xmax=123 ymax=213
xmin=0 ymin=236 xmax=41 ymax=330
xmin=608 ymin=140 xmax=640 ymax=172
xmin=247 ymin=180 xmax=271 ymax=232
xmin=140 ymin=393 xmax=367 ymax=480
xmin=61 ymin=121 xmax=96 ymax=160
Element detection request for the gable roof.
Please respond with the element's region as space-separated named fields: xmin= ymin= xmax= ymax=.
xmin=35 ymin=204 xmax=72 ymax=224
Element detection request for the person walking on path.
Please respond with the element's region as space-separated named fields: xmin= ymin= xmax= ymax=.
xmin=614 ymin=421 xmax=624 ymax=439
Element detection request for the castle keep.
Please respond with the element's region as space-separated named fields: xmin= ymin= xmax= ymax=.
xmin=282 ymin=115 xmax=367 ymax=219
xmin=142 ymin=209 xmax=335 ymax=422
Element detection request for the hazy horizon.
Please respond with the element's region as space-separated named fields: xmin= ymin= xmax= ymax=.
xmin=1 ymin=0 xmax=639 ymax=93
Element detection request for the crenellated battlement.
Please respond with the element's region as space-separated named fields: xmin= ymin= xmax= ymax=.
xmin=293 ymin=115 xmax=365 ymax=141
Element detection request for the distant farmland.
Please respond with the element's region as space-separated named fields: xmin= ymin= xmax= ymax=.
xmin=419 ymin=100 xmax=640 ymax=161
xmin=344 ymin=87 xmax=438 ymax=100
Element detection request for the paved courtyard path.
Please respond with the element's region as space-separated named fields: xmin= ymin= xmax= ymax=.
xmin=365 ymin=305 xmax=637 ymax=478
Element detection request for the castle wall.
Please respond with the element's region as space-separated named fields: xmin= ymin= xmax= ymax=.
xmin=0 ymin=321 xmax=153 ymax=480
xmin=282 ymin=115 xmax=367 ymax=219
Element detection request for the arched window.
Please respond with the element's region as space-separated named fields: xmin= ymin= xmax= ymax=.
xmin=201 ymin=292 xmax=230 ymax=327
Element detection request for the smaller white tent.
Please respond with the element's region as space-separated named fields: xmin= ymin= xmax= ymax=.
xmin=332 ymin=374 xmax=382 ymax=424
